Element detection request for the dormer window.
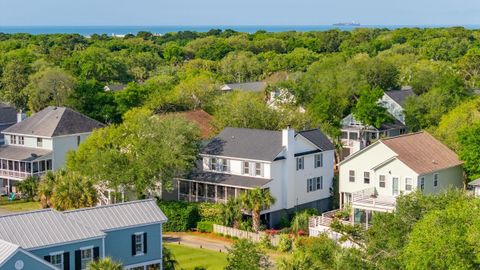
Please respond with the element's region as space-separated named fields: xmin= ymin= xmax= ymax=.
xmin=243 ymin=162 xmax=250 ymax=175
xmin=209 ymin=158 xmax=217 ymax=171
xmin=11 ymin=135 xmax=16 ymax=144
xmin=219 ymin=159 xmax=229 ymax=172
xmin=37 ymin=138 xmax=43 ymax=147
xmin=18 ymin=136 xmax=24 ymax=145
xmin=255 ymin=163 xmax=263 ymax=177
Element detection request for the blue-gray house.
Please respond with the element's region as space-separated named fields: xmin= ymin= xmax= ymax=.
xmin=0 ymin=199 xmax=167 ymax=270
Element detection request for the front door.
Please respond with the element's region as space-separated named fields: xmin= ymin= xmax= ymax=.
xmin=392 ymin=177 xmax=399 ymax=196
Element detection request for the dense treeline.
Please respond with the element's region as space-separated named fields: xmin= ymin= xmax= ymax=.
xmin=1 ymin=27 xmax=480 ymax=180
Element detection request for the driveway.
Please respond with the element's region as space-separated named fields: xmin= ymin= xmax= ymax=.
xmin=163 ymin=232 xmax=232 ymax=252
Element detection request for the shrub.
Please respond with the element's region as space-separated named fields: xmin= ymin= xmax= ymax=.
xmin=277 ymin=234 xmax=293 ymax=252
xmin=158 ymin=200 xmax=200 ymax=231
xmin=239 ymin=218 xmax=253 ymax=232
xmin=197 ymin=202 xmax=222 ymax=222
xmin=196 ymin=221 xmax=214 ymax=233
xmin=259 ymin=234 xmax=273 ymax=250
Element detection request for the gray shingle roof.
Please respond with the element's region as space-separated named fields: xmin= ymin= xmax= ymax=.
xmin=0 ymin=103 xmax=17 ymax=124
xmin=0 ymin=145 xmax=52 ymax=161
xmin=384 ymin=87 xmax=415 ymax=107
xmin=298 ymin=129 xmax=335 ymax=151
xmin=221 ymin=82 xmax=267 ymax=92
xmin=3 ymin=106 xmax=105 ymax=137
xmin=0 ymin=209 xmax=105 ymax=249
xmin=202 ymin=127 xmax=283 ymax=161
xmin=183 ymin=171 xmax=272 ymax=188
xmin=64 ymin=199 xmax=167 ymax=232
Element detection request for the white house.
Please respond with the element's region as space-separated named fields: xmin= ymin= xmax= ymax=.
xmin=340 ymin=87 xmax=414 ymax=157
xmin=176 ymin=127 xmax=335 ymax=226
xmin=336 ymin=131 xmax=463 ymax=227
xmin=0 ymin=106 xmax=104 ymax=194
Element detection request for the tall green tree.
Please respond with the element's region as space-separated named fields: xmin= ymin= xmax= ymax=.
xmin=225 ymin=239 xmax=271 ymax=270
xmin=240 ymin=188 xmax=276 ymax=232
xmin=352 ymin=87 xmax=392 ymax=133
xmin=0 ymin=60 xmax=29 ymax=109
xmin=220 ymin=198 xmax=243 ymax=229
xmin=458 ymin=122 xmax=480 ymax=181
xmin=16 ymin=176 xmax=39 ymax=201
xmin=50 ymin=171 xmax=97 ymax=211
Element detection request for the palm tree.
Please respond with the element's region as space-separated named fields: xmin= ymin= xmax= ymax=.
xmin=16 ymin=175 xmax=39 ymax=201
xmin=38 ymin=171 xmax=56 ymax=208
xmin=87 ymin=257 xmax=122 ymax=270
xmin=240 ymin=188 xmax=276 ymax=232
xmin=51 ymin=171 xmax=97 ymax=211
xmin=220 ymin=198 xmax=242 ymax=229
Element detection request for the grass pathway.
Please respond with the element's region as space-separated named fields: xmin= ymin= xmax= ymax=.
xmin=165 ymin=243 xmax=227 ymax=270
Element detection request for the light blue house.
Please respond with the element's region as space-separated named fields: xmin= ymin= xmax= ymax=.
xmin=0 ymin=199 xmax=167 ymax=270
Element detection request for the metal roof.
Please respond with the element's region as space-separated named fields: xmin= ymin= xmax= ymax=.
xmin=63 ymin=199 xmax=167 ymax=232
xmin=0 ymin=209 xmax=105 ymax=249
xmin=0 ymin=240 xmax=18 ymax=265
xmin=221 ymin=82 xmax=267 ymax=92
xmin=0 ymin=145 xmax=52 ymax=161
xmin=3 ymin=106 xmax=104 ymax=137
xmin=469 ymin=179 xmax=480 ymax=186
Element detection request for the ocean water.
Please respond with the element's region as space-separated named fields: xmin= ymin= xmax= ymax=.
xmin=1 ymin=25 xmax=480 ymax=36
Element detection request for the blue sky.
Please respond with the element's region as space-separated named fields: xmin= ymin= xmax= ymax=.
xmin=0 ymin=0 xmax=479 ymax=26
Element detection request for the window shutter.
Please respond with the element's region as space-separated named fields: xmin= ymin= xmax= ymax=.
xmin=63 ymin=252 xmax=70 ymax=270
xmin=75 ymin=250 xmax=81 ymax=270
xmin=44 ymin=255 xmax=51 ymax=262
xmin=93 ymin=247 xmax=100 ymax=260
xmin=131 ymin=234 xmax=136 ymax=256
xmin=143 ymin=232 xmax=148 ymax=254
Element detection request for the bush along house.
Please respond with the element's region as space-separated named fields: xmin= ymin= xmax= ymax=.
xmin=0 ymin=106 xmax=104 ymax=195
xmin=309 ymin=131 xmax=463 ymax=235
xmin=0 ymin=199 xmax=167 ymax=270
xmin=176 ymin=126 xmax=335 ymax=226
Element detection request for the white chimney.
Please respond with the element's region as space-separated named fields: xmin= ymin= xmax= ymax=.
xmin=17 ymin=111 xmax=26 ymax=123
xmin=282 ymin=126 xmax=296 ymax=209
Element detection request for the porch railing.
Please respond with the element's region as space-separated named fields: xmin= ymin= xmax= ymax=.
xmin=309 ymin=209 xmax=352 ymax=228
xmin=0 ymin=169 xmax=44 ymax=180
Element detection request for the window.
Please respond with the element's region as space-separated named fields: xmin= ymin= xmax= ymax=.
xmin=220 ymin=159 xmax=229 ymax=172
xmin=51 ymin=253 xmax=63 ymax=269
xmin=135 ymin=233 xmax=145 ymax=255
xmin=77 ymin=136 xmax=81 ymax=146
xmin=379 ymin=175 xmax=386 ymax=188
xmin=255 ymin=163 xmax=262 ymax=176
xmin=349 ymin=132 xmax=358 ymax=140
xmin=349 ymin=170 xmax=355 ymax=182
xmin=314 ymin=153 xmax=323 ymax=168
xmin=307 ymin=177 xmax=323 ymax=192
xmin=18 ymin=136 xmax=24 ymax=145
xmin=209 ymin=158 xmax=217 ymax=171
xmin=296 ymin=157 xmax=304 ymax=170
xmin=37 ymin=137 xmax=43 ymax=147
xmin=405 ymin=177 xmax=413 ymax=191
xmin=364 ymin=172 xmax=370 ymax=184
xmin=11 ymin=135 xmax=16 ymax=144
xmin=420 ymin=177 xmax=425 ymax=191
xmin=341 ymin=131 xmax=348 ymax=139
xmin=80 ymin=248 xmax=93 ymax=270
xmin=434 ymin=174 xmax=439 ymax=187
xmin=243 ymin=162 xmax=250 ymax=175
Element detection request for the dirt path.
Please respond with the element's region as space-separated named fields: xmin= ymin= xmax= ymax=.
xmin=163 ymin=232 xmax=233 ymax=253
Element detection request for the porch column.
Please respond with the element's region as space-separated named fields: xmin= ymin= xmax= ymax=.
xmin=235 ymin=188 xmax=238 ymax=199
xmin=195 ymin=182 xmax=198 ymax=202
xmin=215 ymin=185 xmax=218 ymax=203
xmin=204 ymin=183 xmax=207 ymax=201
xmin=177 ymin=180 xmax=180 ymax=201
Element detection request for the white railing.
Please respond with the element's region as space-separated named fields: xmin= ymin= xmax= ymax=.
xmin=0 ymin=169 xmax=44 ymax=180
xmin=352 ymin=187 xmax=376 ymax=202
xmin=309 ymin=209 xmax=352 ymax=229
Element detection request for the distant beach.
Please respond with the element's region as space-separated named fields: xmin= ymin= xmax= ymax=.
xmin=1 ymin=25 xmax=479 ymax=36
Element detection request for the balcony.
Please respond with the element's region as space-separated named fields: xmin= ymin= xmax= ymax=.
xmin=0 ymin=169 xmax=45 ymax=180
xmin=351 ymin=187 xmax=396 ymax=212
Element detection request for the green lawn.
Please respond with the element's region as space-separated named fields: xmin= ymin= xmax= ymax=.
xmin=0 ymin=199 xmax=41 ymax=212
xmin=165 ymin=243 xmax=227 ymax=270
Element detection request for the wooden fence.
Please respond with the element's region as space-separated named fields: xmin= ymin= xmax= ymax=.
xmin=213 ymin=224 xmax=280 ymax=246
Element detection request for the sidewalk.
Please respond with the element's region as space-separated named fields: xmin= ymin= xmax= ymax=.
xmin=163 ymin=232 xmax=232 ymax=252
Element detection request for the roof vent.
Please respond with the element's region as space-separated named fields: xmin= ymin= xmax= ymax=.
xmin=53 ymin=107 xmax=57 ymax=110
xmin=31 ymin=153 xmax=38 ymax=158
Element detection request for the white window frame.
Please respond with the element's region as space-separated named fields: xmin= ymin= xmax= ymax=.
xmin=379 ymin=175 xmax=386 ymax=188
xmin=314 ymin=153 xmax=323 ymax=168
xmin=307 ymin=178 xmax=313 ymax=192
xmin=296 ymin=157 xmax=304 ymax=170
xmin=18 ymin=136 xmax=24 ymax=145
xmin=349 ymin=170 xmax=355 ymax=182
xmin=364 ymin=171 xmax=370 ymax=184
xmin=405 ymin=177 xmax=413 ymax=191
xmin=50 ymin=251 xmax=64 ymax=269
xmin=80 ymin=246 xmax=94 ymax=270
xmin=209 ymin=158 xmax=217 ymax=171
xmin=134 ymin=232 xmax=145 ymax=256
xmin=316 ymin=176 xmax=323 ymax=190
xmin=433 ymin=173 xmax=439 ymax=187
xmin=220 ymin=159 xmax=229 ymax=172
xmin=37 ymin=137 xmax=43 ymax=148
xmin=243 ymin=162 xmax=250 ymax=175
xmin=255 ymin=163 xmax=263 ymax=177
xmin=11 ymin=135 xmax=16 ymax=144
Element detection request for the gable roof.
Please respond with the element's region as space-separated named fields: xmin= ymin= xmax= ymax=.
xmin=297 ymin=129 xmax=335 ymax=151
xmin=381 ymin=132 xmax=462 ymax=175
xmin=63 ymin=199 xmax=167 ymax=232
xmin=201 ymin=127 xmax=283 ymax=161
xmin=0 ymin=103 xmax=17 ymax=124
xmin=221 ymin=82 xmax=267 ymax=92
xmin=384 ymin=87 xmax=415 ymax=107
xmin=0 ymin=209 xmax=105 ymax=249
xmin=0 ymin=240 xmax=18 ymax=265
xmin=3 ymin=106 xmax=104 ymax=137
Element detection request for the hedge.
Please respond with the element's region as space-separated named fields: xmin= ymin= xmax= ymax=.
xmin=158 ymin=200 xmax=200 ymax=232
xmin=197 ymin=202 xmax=222 ymax=222
xmin=196 ymin=221 xmax=214 ymax=233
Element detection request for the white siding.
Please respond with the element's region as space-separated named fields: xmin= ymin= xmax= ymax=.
xmin=51 ymin=134 xmax=89 ymax=170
